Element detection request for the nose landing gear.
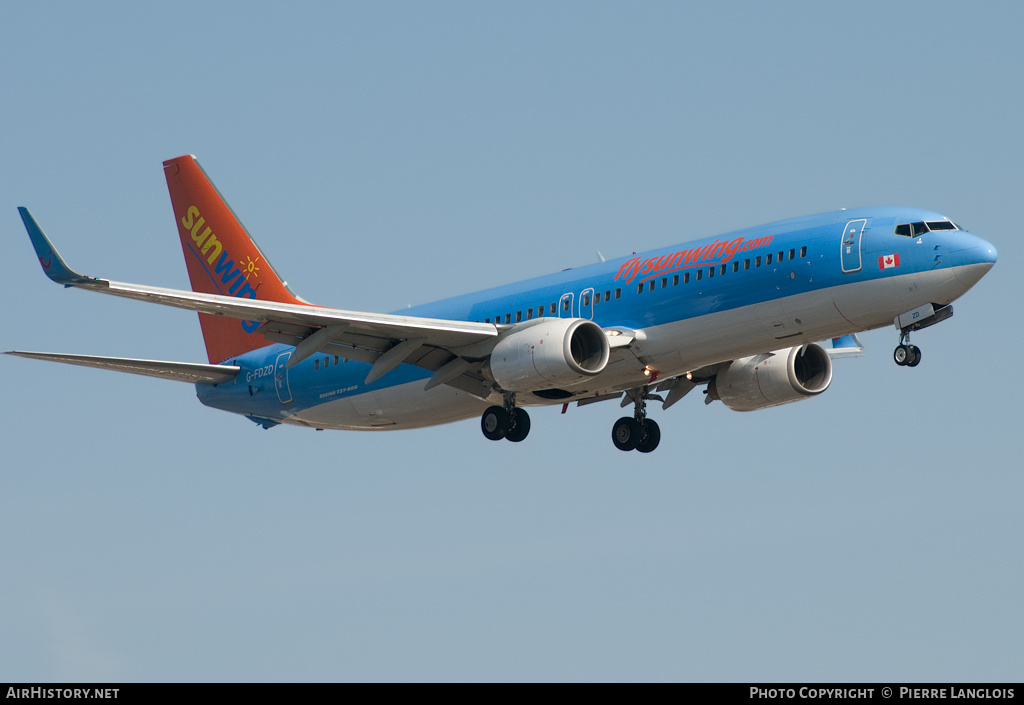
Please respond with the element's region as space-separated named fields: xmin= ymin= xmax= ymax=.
xmin=892 ymin=303 xmax=954 ymax=368
xmin=893 ymin=330 xmax=922 ymax=367
xmin=893 ymin=342 xmax=921 ymax=367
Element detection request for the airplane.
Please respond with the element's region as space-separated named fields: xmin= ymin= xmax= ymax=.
xmin=9 ymin=155 xmax=997 ymax=452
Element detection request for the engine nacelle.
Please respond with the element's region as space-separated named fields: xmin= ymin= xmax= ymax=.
xmin=484 ymin=318 xmax=610 ymax=392
xmin=709 ymin=343 xmax=833 ymax=412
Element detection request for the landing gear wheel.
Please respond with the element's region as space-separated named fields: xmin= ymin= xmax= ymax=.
xmin=894 ymin=344 xmax=910 ymax=366
xmin=612 ymin=417 xmax=642 ymax=451
xmin=907 ymin=345 xmax=922 ymax=367
xmin=481 ymin=406 xmax=509 ymax=441
xmin=636 ymin=419 xmax=661 ymax=453
xmin=505 ymin=408 xmax=531 ymax=442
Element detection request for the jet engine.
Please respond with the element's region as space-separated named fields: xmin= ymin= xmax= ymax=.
xmin=484 ymin=318 xmax=610 ymax=391
xmin=708 ymin=344 xmax=832 ymax=412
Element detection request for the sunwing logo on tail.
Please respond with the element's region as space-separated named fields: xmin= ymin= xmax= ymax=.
xmin=180 ymin=205 xmax=261 ymax=333
xmin=240 ymin=255 xmax=261 ymax=280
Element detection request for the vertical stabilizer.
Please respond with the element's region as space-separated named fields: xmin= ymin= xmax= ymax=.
xmin=163 ymin=155 xmax=308 ymax=363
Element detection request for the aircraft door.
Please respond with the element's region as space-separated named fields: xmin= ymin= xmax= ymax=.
xmin=579 ymin=288 xmax=595 ymax=320
xmin=841 ymin=219 xmax=867 ymax=273
xmin=274 ymin=351 xmax=293 ymax=404
xmin=559 ymin=292 xmax=574 ymax=318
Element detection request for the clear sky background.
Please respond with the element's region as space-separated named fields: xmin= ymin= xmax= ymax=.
xmin=1 ymin=1 xmax=1021 ymax=682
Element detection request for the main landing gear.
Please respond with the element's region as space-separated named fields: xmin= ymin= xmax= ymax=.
xmin=481 ymin=392 xmax=531 ymax=443
xmin=893 ymin=332 xmax=922 ymax=368
xmin=612 ymin=387 xmax=661 ymax=453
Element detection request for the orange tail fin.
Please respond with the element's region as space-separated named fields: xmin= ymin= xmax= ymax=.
xmin=163 ymin=155 xmax=308 ymax=364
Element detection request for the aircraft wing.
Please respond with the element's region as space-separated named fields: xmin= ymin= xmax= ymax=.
xmin=5 ymin=351 xmax=241 ymax=384
xmin=19 ymin=208 xmax=500 ymax=391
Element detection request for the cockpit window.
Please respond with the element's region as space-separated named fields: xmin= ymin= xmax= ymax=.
xmin=895 ymin=220 xmax=959 ymax=236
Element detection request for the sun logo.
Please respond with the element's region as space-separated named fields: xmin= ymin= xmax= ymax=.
xmin=239 ymin=255 xmax=261 ymax=281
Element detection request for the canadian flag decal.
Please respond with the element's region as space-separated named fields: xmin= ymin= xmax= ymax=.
xmin=878 ymin=253 xmax=901 ymax=269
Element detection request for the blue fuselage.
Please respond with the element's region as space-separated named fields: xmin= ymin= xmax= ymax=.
xmin=196 ymin=207 xmax=997 ymax=430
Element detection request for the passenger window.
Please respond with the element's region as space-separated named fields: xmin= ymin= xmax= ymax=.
xmin=562 ymin=299 xmax=570 ymax=312
xmin=485 ymin=318 xmax=490 ymax=323
xmin=334 ymin=356 xmax=340 ymax=365
xmin=766 ymin=253 xmax=773 ymax=265
xmin=744 ymin=259 xmax=750 ymax=270
xmin=661 ymin=277 xmax=667 ymax=289
xmin=505 ymin=313 xmax=511 ymax=324
xmin=800 ymin=246 xmax=807 ymax=257
xmin=323 ymin=356 xmax=330 ymax=368
xmin=604 ymin=290 xmax=610 ymax=302
xmin=314 ymin=358 xmax=320 ymax=371
xmin=527 ymin=308 xmax=533 ymax=320
xmin=696 ymin=269 xmax=702 ymax=281
xmin=708 ymin=266 xmax=714 ymax=278
xmin=720 ymin=264 xmax=727 ymax=275
xmin=755 ymin=256 xmax=761 ymax=267
xmin=516 ymin=311 xmax=522 ymax=323
xmin=637 ymin=283 xmax=644 ymax=294
xmin=648 ymin=280 xmax=655 ymax=291
xmin=683 ymin=272 xmax=690 ymax=284
xmin=537 ymin=306 xmax=544 ymax=317
xmin=789 ymin=248 xmax=795 ymax=260
xmin=672 ymin=274 xmax=679 ymax=285
xmin=550 ymin=303 xmax=557 ymax=315
xmin=732 ymin=261 xmax=739 ymax=273
xmin=614 ymin=288 xmax=621 ymax=299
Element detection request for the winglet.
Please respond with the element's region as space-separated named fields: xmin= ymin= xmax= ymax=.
xmin=17 ymin=207 xmax=104 ymax=287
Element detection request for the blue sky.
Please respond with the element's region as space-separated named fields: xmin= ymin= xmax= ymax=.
xmin=1 ymin=1 xmax=1021 ymax=681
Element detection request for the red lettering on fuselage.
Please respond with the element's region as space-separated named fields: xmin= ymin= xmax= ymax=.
xmin=614 ymin=235 xmax=772 ymax=284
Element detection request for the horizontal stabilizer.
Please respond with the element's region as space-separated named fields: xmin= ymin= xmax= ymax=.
xmin=5 ymin=351 xmax=240 ymax=384
xmin=827 ymin=334 xmax=865 ymax=359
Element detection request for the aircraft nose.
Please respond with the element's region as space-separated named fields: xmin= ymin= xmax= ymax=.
xmin=951 ymin=232 xmax=997 ymax=287
xmin=978 ymin=238 xmax=998 ymax=266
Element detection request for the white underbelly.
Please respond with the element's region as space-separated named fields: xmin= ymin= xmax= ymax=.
xmin=284 ymin=381 xmax=493 ymax=431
